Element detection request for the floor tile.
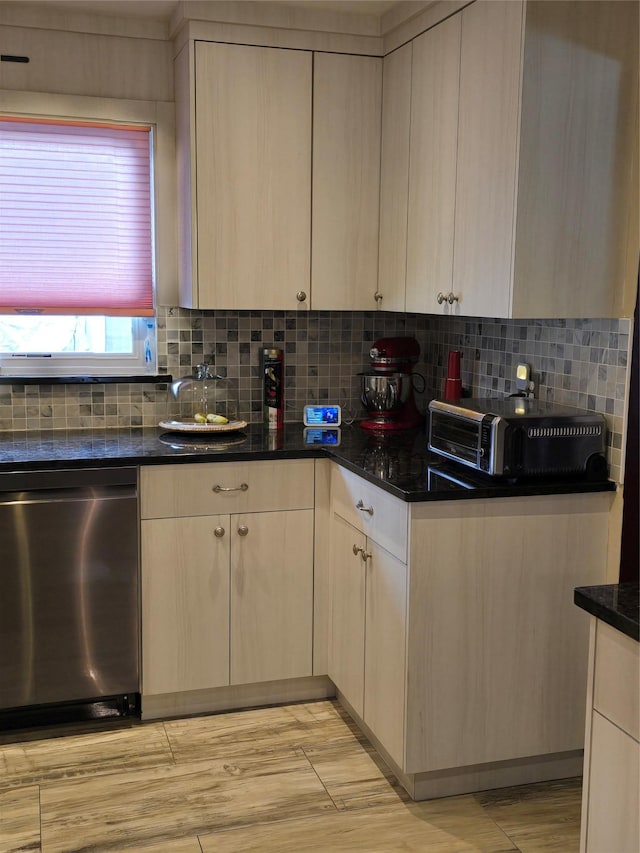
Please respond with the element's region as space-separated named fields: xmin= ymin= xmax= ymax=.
xmin=163 ymin=699 xmax=359 ymax=763
xmin=302 ymin=738 xmax=409 ymax=810
xmin=39 ymin=751 xmax=334 ymax=853
xmin=0 ymin=722 xmax=173 ymax=789
xmin=199 ymin=796 xmax=518 ymax=852
xmin=0 ymin=700 xmax=583 ymax=853
xmin=0 ymin=785 xmax=40 ymax=853
xmin=106 ymin=840 xmax=203 ymax=853
xmin=474 ymin=776 xmax=582 ymax=852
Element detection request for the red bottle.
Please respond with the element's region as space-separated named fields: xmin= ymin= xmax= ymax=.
xmin=444 ymin=350 xmax=462 ymax=402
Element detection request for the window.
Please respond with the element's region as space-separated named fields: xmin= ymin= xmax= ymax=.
xmin=0 ymin=116 xmax=156 ymax=377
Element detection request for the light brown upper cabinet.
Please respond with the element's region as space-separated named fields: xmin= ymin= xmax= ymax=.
xmin=384 ymin=0 xmax=638 ymax=319
xmin=406 ymin=14 xmax=461 ymax=315
xmin=451 ymin=0 xmax=523 ymax=318
xmin=175 ymin=43 xmax=383 ymax=312
xmin=312 ymin=53 xmax=383 ymax=311
xmin=378 ymin=42 xmax=412 ymax=313
xmin=175 ymin=41 xmax=312 ymax=310
xmin=455 ymin=0 xmax=639 ymax=318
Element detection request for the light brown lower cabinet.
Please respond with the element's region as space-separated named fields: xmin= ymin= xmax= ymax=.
xmin=329 ymin=464 xmax=612 ymax=799
xmin=580 ymin=618 xmax=639 ymax=853
xmin=140 ymin=459 xmax=613 ymax=802
xmin=142 ymin=508 xmax=313 ymax=696
xmin=330 ymin=513 xmax=407 ymax=767
xmin=140 ymin=461 xmax=315 ymax=700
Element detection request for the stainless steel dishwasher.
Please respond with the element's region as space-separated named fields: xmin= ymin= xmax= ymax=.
xmin=0 ymin=467 xmax=140 ymax=724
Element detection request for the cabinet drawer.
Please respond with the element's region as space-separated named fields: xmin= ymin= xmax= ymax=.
xmin=141 ymin=459 xmax=314 ymax=519
xmin=331 ymin=465 xmax=408 ymax=563
xmin=594 ymin=620 xmax=639 ymax=741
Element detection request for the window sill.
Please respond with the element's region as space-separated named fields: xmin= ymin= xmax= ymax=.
xmin=0 ymin=374 xmax=172 ymax=385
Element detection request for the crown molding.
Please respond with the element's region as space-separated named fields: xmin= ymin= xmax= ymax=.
xmin=0 ymin=1 xmax=169 ymax=39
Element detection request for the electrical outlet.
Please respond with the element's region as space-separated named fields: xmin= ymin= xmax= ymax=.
xmin=515 ymin=362 xmax=535 ymax=397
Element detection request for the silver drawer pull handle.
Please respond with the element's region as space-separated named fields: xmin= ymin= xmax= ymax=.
xmin=356 ymin=499 xmax=374 ymax=516
xmin=212 ymin=483 xmax=249 ymax=493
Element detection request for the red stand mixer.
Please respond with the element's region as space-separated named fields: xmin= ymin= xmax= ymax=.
xmin=360 ymin=336 xmax=424 ymax=431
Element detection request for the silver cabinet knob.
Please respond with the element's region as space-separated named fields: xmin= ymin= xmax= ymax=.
xmin=437 ymin=291 xmax=459 ymax=305
xmin=374 ymin=291 xmax=383 ymax=304
xmin=296 ymin=291 xmax=307 ymax=302
xmin=237 ymin=524 xmax=249 ymax=536
xmin=352 ymin=544 xmax=371 ymax=562
xmin=356 ymin=499 xmax=374 ymax=516
xmin=214 ymin=526 xmax=225 ymax=538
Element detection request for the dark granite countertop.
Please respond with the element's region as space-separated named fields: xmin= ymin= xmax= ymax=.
xmin=574 ymin=583 xmax=639 ymax=642
xmin=0 ymin=422 xmax=616 ymax=503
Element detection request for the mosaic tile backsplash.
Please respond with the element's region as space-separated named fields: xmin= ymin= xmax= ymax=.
xmin=0 ymin=307 xmax=632 ymax=481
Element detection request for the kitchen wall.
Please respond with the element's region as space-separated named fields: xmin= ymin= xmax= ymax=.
xmin=0 ymin=308 xmax=630 ymax=482
xmin=0 ymin=3 xmax=633 ymax=487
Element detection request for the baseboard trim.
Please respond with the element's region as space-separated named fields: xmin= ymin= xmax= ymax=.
xmin=336 ymin=689 xmax=583 ymax=801
xmin=141 ymin=676 xmax=335 ymax=721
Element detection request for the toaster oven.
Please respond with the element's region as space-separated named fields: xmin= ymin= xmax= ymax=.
xmin=428 ymin=398 xmax=608 ymax=479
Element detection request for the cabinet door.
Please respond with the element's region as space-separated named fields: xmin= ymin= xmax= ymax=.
xmin=585 ymin=710 xmax=640 ymax=853
xmin=378 ymin=42 xmax=412 ymax=312
xmin=453 ymin=0 xmax=524 ymax=318
xmin=406 ymin=13 xmax=461 ymax=315
xmin=329 ymin=513 xmax=366 ymax=717
xmin=194 ymin=42 xmax=312 ymax=309
xmin=230 ymin=509 xmax=313 ymax=685
xmin=141 ymin=515 xmax=230 ymax=695
xmin=312 ymin=53 xmax=382 ymax=310
xmin=513 ymin=0 xmax=639 ymax=319
xmin=364 ymin=540 xmax=407 ymax=769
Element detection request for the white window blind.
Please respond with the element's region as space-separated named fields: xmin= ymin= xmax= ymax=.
xmin=0 ymin=117 xmax=154 ymax=316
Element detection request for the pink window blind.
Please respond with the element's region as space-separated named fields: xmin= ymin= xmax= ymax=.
xmin=0 ymin=117 xmax=154 ymax=316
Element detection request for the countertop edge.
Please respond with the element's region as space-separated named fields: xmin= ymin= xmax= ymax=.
xmin=574 ymin=585 xmax=640 ymax=642
xmin=324 ymin=453 xmax=616 ymax=502
xmin=0 ymin=425 xmax=618 ymax=504
xmin=0 ymin=445 xmax=617 ymax=503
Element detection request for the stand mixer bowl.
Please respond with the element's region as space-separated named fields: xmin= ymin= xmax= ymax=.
xmin=361 ymin=373 xmax=411 ymax=413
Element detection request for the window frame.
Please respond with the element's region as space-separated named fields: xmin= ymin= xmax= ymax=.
xmin=0 ymin=316 xmax=152 ymax=378
xmin=0 ymin=89 xmax=176 ymax=380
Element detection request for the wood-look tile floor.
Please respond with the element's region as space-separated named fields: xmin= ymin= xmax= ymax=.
xmin=0 ymin=700 xmax=582 ymax=853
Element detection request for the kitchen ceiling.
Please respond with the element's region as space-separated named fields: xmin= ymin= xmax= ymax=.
xmin=1 ymin=0 xmax=406 ymax=22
